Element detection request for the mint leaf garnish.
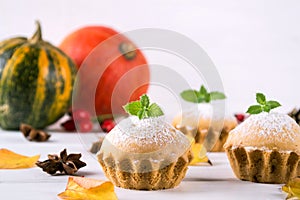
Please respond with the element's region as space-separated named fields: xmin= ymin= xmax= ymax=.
xmin=180 ymin=90 xmax=199 ymax=103
xmin=246 ymin=105 xmax=263 ymax=114
xmin=148 ymin=103 xmax=164 ymax=117
xmin=140 ymin=94 xmax=150 ymax=107
xmin=266 ymin=100 xmax=281 ymax=110
xmin=123 ymin=101 xmax=142 ymax=116
xmin=123 ymin=94 xmax=164 ymax=119
xmin=180 ymin=85 xmax=226 ymax=103
xmin=246 ymin=93 xmax=281 ymax=114
xmin=256 ymin=93 xmax=266 ymax=105
xmin=137 ymin=109 xmax=146 ymax=119
xmin=210 ymin=92 xmax=226 ymax=101
xmin=200 ymin=85 xmax=208 ymax=96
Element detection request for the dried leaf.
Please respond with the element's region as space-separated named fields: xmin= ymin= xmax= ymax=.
xmin=58 ymin=176 xmax=118 ymax=200
xmin=189 ymin=139 xmax=212 ymax=166
xmin=0 ymin=148 xmax=40 ymax=169
xmin=282 ymin=177 xmax=300 ymax=199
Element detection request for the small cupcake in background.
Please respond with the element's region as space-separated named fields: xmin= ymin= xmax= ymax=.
xmin=288 ymin=108 xmax=300 ymax=125
xmin=224 ymin=93 xmax=300 ymax=184
xmin=172 ymin=85 xmax=237 ymax=152
xmin=97 ymin=94 xmax=192 ymax=190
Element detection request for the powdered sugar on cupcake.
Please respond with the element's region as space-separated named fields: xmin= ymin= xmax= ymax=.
xmin=105 ymin=116 xmax=190 ymax=153
xmin=235 ymin=112 xmax=295 ymax=138
xmin=225 ymin=112 xmax=300 ymax=153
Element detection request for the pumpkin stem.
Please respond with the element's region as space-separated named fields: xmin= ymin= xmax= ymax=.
xmin=30 ymin=21 xmax=42 ymax=43
xmin=119 ymin=42 xmax=137 ymax=60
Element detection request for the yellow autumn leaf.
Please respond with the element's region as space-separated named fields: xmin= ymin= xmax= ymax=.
xmin=282 ymin=177 xmax=300 ymax=199
xmin=0 ymin=148 xmax=40 ymax=169
xmin=58 ymin=176 xmax=118 ymax=200
xmin=185 ymin=136 xmax=211 ymax=166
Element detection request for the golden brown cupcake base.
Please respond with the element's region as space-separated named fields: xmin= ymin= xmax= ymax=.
xmin=173 ymin=114 xmax=237 ymax=152
xmin=210 ymin=129 xmax=229 ymax=152
xmin=176 ymin=125 xmax=229 ymax=152
xmin=98 ymin=151 xmax=192 ymax=190
xmin=225 ymin=146 xmax=300 ymax=183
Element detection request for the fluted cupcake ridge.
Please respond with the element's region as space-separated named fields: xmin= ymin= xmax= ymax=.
xmin=98 ymin=150 xmax=192 ymax=190
xmin=225 ymin=146 xmax=300 ymax=183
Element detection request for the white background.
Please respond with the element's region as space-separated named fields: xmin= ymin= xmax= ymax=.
xmin=0 ymin=2 xmax=296 ymax=199
xmin=1 ymin=0 xmax=300 ymax=116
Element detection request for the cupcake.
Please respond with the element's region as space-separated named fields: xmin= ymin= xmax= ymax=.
xmin=224 ymin=93 xmax=300 ymax=184
xmin=97 ymin=94 xmax=192 ymax=190
xmin=173 ymin=85 xmax=237 ymax=152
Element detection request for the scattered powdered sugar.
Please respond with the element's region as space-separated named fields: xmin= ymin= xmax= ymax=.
xmin=233 ymin=112 xmax=298 ymax=140
xmin=106 ymin=116 xmax=189 ymax=150
xmin=224 ymin=112 xmax=300 ymax=152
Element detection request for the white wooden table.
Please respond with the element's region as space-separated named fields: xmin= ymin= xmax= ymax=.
xmin=0 ymin=131 xmax=287 ymax=200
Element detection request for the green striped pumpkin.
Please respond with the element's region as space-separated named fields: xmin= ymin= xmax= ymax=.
xmin=0 ymin=22 xmax=77 ymax=130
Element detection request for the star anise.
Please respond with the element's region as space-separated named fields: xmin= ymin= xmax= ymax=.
xmin=288 ymin=108 xmax=300 ymax=125
xmin=36 ymin=149 xmax=86 ymax=175
xmin=20 ymin=123 xmax=51 ymax=142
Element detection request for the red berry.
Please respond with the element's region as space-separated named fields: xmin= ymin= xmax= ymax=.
xmin=235 ymin=113 xmax=245 ymax=123
xmin=61 ymin=119 xmax=76 ymax=131
xmin=101 ymin=119 xmax=115 ymax=133
xmin=79 ymin=120 xmax=93 ymax=133
xmin=72 ymin=109 xmax=91 ymax=122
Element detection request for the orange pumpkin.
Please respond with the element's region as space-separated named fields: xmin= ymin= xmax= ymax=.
xmin=59 ymin=26 xmax=149 ymax=115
